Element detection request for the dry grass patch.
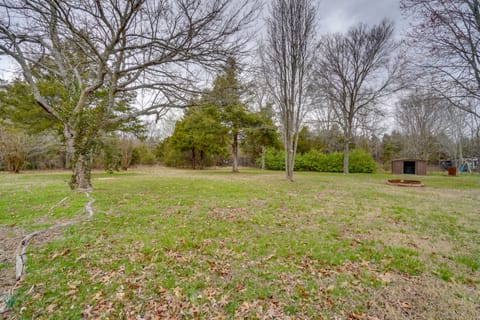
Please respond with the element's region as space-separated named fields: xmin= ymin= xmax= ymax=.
xmin=368 ymin=273 xmax=479 ymax=319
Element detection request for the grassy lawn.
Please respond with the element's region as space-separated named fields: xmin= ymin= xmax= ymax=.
xmin=0 ymin=168 xmax=479 ymax=319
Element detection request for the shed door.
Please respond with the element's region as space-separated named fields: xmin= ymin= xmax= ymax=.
xmin=404 ymin=161 xmax=416 ymax=174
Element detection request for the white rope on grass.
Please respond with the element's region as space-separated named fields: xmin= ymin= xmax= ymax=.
xmin=0 ymin=193 xmax=95 ymax=314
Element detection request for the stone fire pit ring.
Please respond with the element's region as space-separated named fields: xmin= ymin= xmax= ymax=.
xmin=387 ymin=179 xmax=424 ymax=187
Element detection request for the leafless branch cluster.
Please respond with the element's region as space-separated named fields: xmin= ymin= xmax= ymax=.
xmin=401 ymin=0 xmax=480 ymax=118
xmin=261 ymin=0 xmax=316 ymax=181
xmin=0 ymin=0 xmax=259 ymax=122
xmin=395 ymin=91 xmax=450 ymax=160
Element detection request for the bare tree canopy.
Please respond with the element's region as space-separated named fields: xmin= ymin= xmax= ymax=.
xmin=0 ymin=0 xmax=258 ymax=190
xmin=395 ymin=91 xmax=449 ymax=161
xmin=262 ymin=0 xmax=316 ymax=182
xmin=401 ymin=0 xmax=480 ymax=118
xmin=314 ymin=20 xmax=403 ymax=174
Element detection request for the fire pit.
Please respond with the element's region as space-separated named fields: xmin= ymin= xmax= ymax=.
xmin=387 ymin=179 xmax=424 ymax=187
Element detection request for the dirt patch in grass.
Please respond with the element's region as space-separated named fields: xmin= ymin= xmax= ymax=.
xmin=370 ymin=231 xmax=455 ymax=257
xmin=209 ymin=207 xmax=252 ymax=222
xmin=165 ymin=204 xmax=200 ymax=216
xmin=250 ymin=198 xmax=268 ymax=208
xmin=367 ymin=273 xmax=480 ymax=319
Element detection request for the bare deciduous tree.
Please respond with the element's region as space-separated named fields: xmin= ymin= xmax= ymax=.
xmin=401 ymin=0 xmax=480 ymax=119
xmin=0 ymin=127 xmax=28 ymax=173
xmin=395 ymin=91 xmax=449 ymax=161
xmin=440 ymin=100 xmax=479 ymax=168
xmin=314 ymin=20 xmax=402 ymax=174
xmin=261 ymin=0 xmax=316 ymax=182
xmin=0 ymin=0 xmax=258 ymax=190
xmin=119 ymin=133 xmax=137 ymax=171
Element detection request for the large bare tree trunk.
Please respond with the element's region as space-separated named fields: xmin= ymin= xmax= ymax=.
xmin=64 ymin=124 xmax=93 ymax=190
xmin=69 ymin=152 xmax=92 ymax=191
xmin=63 ymin=124 xmax=74 ymax=169
xmin=286 ymin=150 xmax=294 ymax=181
xmin=343 ymin=123 xmax=352 ymax=174
xmin=284 ymin=127 xmax=295 ymax=181
xmin=343 ymin=139 xmax=350 ymax=174
xmin=232 ymin=132 xmax=239 ymax=173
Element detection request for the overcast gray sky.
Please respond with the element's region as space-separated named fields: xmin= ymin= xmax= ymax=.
xmin=317 ymin=0 xmax=406 ymax=34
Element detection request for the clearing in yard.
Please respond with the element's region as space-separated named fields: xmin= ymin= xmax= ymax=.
xmin=0 ymin=168 xmax=479 ymax=319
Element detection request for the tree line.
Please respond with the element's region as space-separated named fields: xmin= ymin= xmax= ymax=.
xmin=1 ymin=0 xmax=479 ymax=190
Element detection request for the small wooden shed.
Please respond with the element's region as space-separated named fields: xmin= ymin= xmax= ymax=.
xmin=392 ymin=159 xmax=427 ymax=175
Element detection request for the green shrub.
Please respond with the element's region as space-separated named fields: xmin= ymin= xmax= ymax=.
xmin=324 ymin=152 xmax=344 ymax=172
xmin=349 ymin=149 xmax=377 ymax=173
xmin=260 ymin=148 xmax=376 ymax=173
xmin=133 ymin=144 xmax=156 ymax=165
xmin=259 ymin=148 xmax=284 ymax=170
xmin=163 ymin=148 xmax=185 ymax=167
xmin=296 ymin=150 xmax=325 ymax=171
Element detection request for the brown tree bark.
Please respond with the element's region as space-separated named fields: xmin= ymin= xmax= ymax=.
xmin=192 ymin=147 xmax=196 ymax=170
xmin=232 ymin=132 xmax=239 ymax=173
xmin=69 ymin=152 xmax=93 ymax=191
xmin=200 ymin=150 xmax=204 ymax=169
xmin=343 ymin=139 xmax=350 ymax=175
xmin=63 ymin=124 xmax=74 ymax=169
xmin=285 ymin=128 xmax=295 ymax=182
